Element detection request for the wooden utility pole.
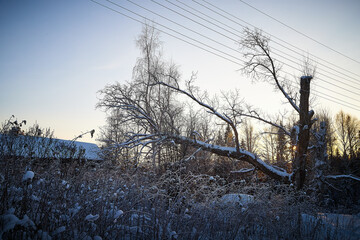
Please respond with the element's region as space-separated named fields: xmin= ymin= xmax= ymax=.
xmin=295 ymin=76 xmax=313 ymax=189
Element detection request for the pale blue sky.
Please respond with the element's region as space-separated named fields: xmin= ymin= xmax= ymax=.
xmin=1 ymin=0 xmax=359 ymax=144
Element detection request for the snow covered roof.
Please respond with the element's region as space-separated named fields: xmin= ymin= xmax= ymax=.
xmin=64 ymin=139 xmax=102 ymax=161
xmin=0 ymin=134 xmax=102 ymax=160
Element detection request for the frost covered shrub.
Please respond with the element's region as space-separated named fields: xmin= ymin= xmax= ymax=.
xmin=0 ymin=117 xmax=88 ymax=163
xmin=1 ymin=155 xmax=359 ymax=239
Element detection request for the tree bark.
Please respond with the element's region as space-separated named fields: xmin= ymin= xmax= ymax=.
xmin=294 ymin=76 xmax=313 ymax=189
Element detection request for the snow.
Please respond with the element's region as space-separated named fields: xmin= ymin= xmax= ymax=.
xmin=230 ymin=168 xmax=254 ymax=173
xmin=326 ymin=175 xmax=360 ymax=182
xmin=114 ymin=210 xmax=124 ymax=220
xmin=31 ymin=194 xmax=40 ymax=201
xmin=176 ymin=135 xmax=291 ymax=180
xmin=292 ymin=125 xmax=300 ymax=144
xmin=0 ymin=133 xmax=102 ymax=160
xmin=300 ymin=75 xmax=313 ymax=80
xmin=69 ymin=203 xmax=82 ymax=217
xmin=0 ymin=214 xmax=19 ymax=237
xmin=219 ymin=194 xmax=254 ymax=207
xmin=22 ymin=171 xmax=35 ymax=181
xmin=71 ymin=140 xmax=102 ymax=160
xmin=302 ymin=213 xmax=360 ymax=239
xmin=52 ymin=226 xmax=66 ymax=235
xmin=0 ymin=213 xmax=36 ymax=238
xmin=254 ymin=157 xmax=290 ymax=178
xmin=85 ymin=214 xmax=99 ymax=222
xmin=191 ymin=131 xmax=201 ymax=137
xmin=36 ymin=230 xmax=52 ymax=240
xmin=169 ymin=230 xmax=178 ymax=239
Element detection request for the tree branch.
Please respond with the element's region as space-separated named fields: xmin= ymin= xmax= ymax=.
xmin=325 ymin=174 xmax=360 ymax=182
xmin=166 ymin=134 xmax=291 ymax=183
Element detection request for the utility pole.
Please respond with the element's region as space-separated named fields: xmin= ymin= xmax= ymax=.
xmin=294 ymin=76 xmax=314 ymax=189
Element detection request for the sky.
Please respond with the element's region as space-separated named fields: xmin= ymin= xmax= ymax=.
xmin=1 ymin=0 xmax=359 ymax=144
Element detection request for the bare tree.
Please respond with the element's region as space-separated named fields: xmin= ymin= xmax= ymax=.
xmin=241 ymin=119 xmax=258 ymax=154
xmin=335 ymin=111 xmax=360 ymax=159
xmin=98 ymin=25 xmax=320 ymax=187
xmin=97 ymin=24 xmax=183 ymax=171
xmin=260 ymin=127 xmax=277 ymax=164
xmin=238 ymin=28 xmax=315 ymax=188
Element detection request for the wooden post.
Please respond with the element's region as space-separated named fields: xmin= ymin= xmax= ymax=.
xmin=295 ymin=76 xmax=313 ymax=189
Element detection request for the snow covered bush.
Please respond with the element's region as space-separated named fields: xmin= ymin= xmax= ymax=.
xmin=1 ymin=151 xmax=359 ymax=239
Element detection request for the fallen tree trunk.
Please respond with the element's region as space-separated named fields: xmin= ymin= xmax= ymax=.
xmin=166 ymin=134 xmax=292 ymax=183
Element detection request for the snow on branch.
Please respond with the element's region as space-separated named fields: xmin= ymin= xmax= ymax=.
xmin=230 ymin=168 xmax=255 ymax=174
xmin=155 ymin=79 xmax=231 ymax=124
xmin=151 ymin=73 xmax=241 ymax=152
xmin=97 ymin=83 xmax=159 ymax=133
xmin=325 ymin=175 xmax=360 ymax=182
xmin=166 ymin=134 xmax=291 ymax=183
xmin=117 ymin=134 xmax=159 ymax=149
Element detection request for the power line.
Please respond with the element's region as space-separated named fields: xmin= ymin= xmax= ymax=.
xmin=90 ymin=0 xmax=243 ymax=66
xmin=177 ymin=0 xmax=360 ymax=87
xmin=150 ymin=0 xmax=360 ymax=98
xmin=237 ymin=0 xmax=360 ymax=65
xmin=126 ymin=0 xmax=246 ymax=58
xmin=93 ymin=0 xmax=360 ymax=111
xmin=162 ymin=0 xmax=360 ymax=101
xmin=89 ymin=0 xmax=360 ymax=112
xmin=129 ymin=0 xmax=359 ymax=104
xmin=199 ymin=0 xmax=360 ymax=80
xmin=107 ymin=0 xmax=249 ymax=64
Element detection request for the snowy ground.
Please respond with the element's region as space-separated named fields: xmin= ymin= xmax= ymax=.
xmin=1 ymin=156 xmax=359 ymax=239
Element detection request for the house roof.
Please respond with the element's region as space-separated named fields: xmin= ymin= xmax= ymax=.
xmin=0 ymin=133 xmax=102 ymax=160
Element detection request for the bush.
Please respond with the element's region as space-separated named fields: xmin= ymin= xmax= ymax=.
xmin=1 ymin=156 xmax=359 ymax=239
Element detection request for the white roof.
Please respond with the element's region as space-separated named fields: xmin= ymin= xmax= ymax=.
xmin=0 ymin=134 xmax=102 ymax=160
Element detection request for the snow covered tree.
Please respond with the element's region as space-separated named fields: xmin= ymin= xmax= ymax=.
xmin=98 ymin=25 xmax=320 ymax=187
xmin=97 ymin=24 xmax=183 ymax=171
xmin=313 ymin=109 xmax=336 ymax=158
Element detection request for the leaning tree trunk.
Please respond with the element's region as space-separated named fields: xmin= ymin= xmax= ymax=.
xmin=294 ymin=76 xmax=314 ymax=189
xmin=166 ymin=134 xmax=292 ymax=183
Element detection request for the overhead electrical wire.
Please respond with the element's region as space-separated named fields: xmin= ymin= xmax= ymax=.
xmin=177 ymin=0 xmax=360 ymax=87
xmin=126 ymin=0 xmax=247 ymax=57
xmin=200 ymin=0 xmax=360 ymax=80
xmin=312 ymin=92 xmax=359 ymax=112
xmin=89 ymin=0 xmax=244 ymax=66
xmin=192 ymin=0 xmax=360 ymax=88
xmin=237 ymin=0 xmax=360 ymax=65
xmin=165 ymin=2 xmax=360 ymax=105
xmin=92 ymin=0 xmax=360 ymax=111
xmin=105 ymin=0 xmax=251 ymax=65
xmin=89 ymin=0 xmax=360 ymax=112
xmin=131 ymin=0 xmax=359 ymax=103
xmin=149 ymin=0 xmax=360 ymax=98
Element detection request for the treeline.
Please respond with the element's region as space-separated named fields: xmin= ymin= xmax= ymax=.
xmin=98 ymin=106 xmax=360 ymax=175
